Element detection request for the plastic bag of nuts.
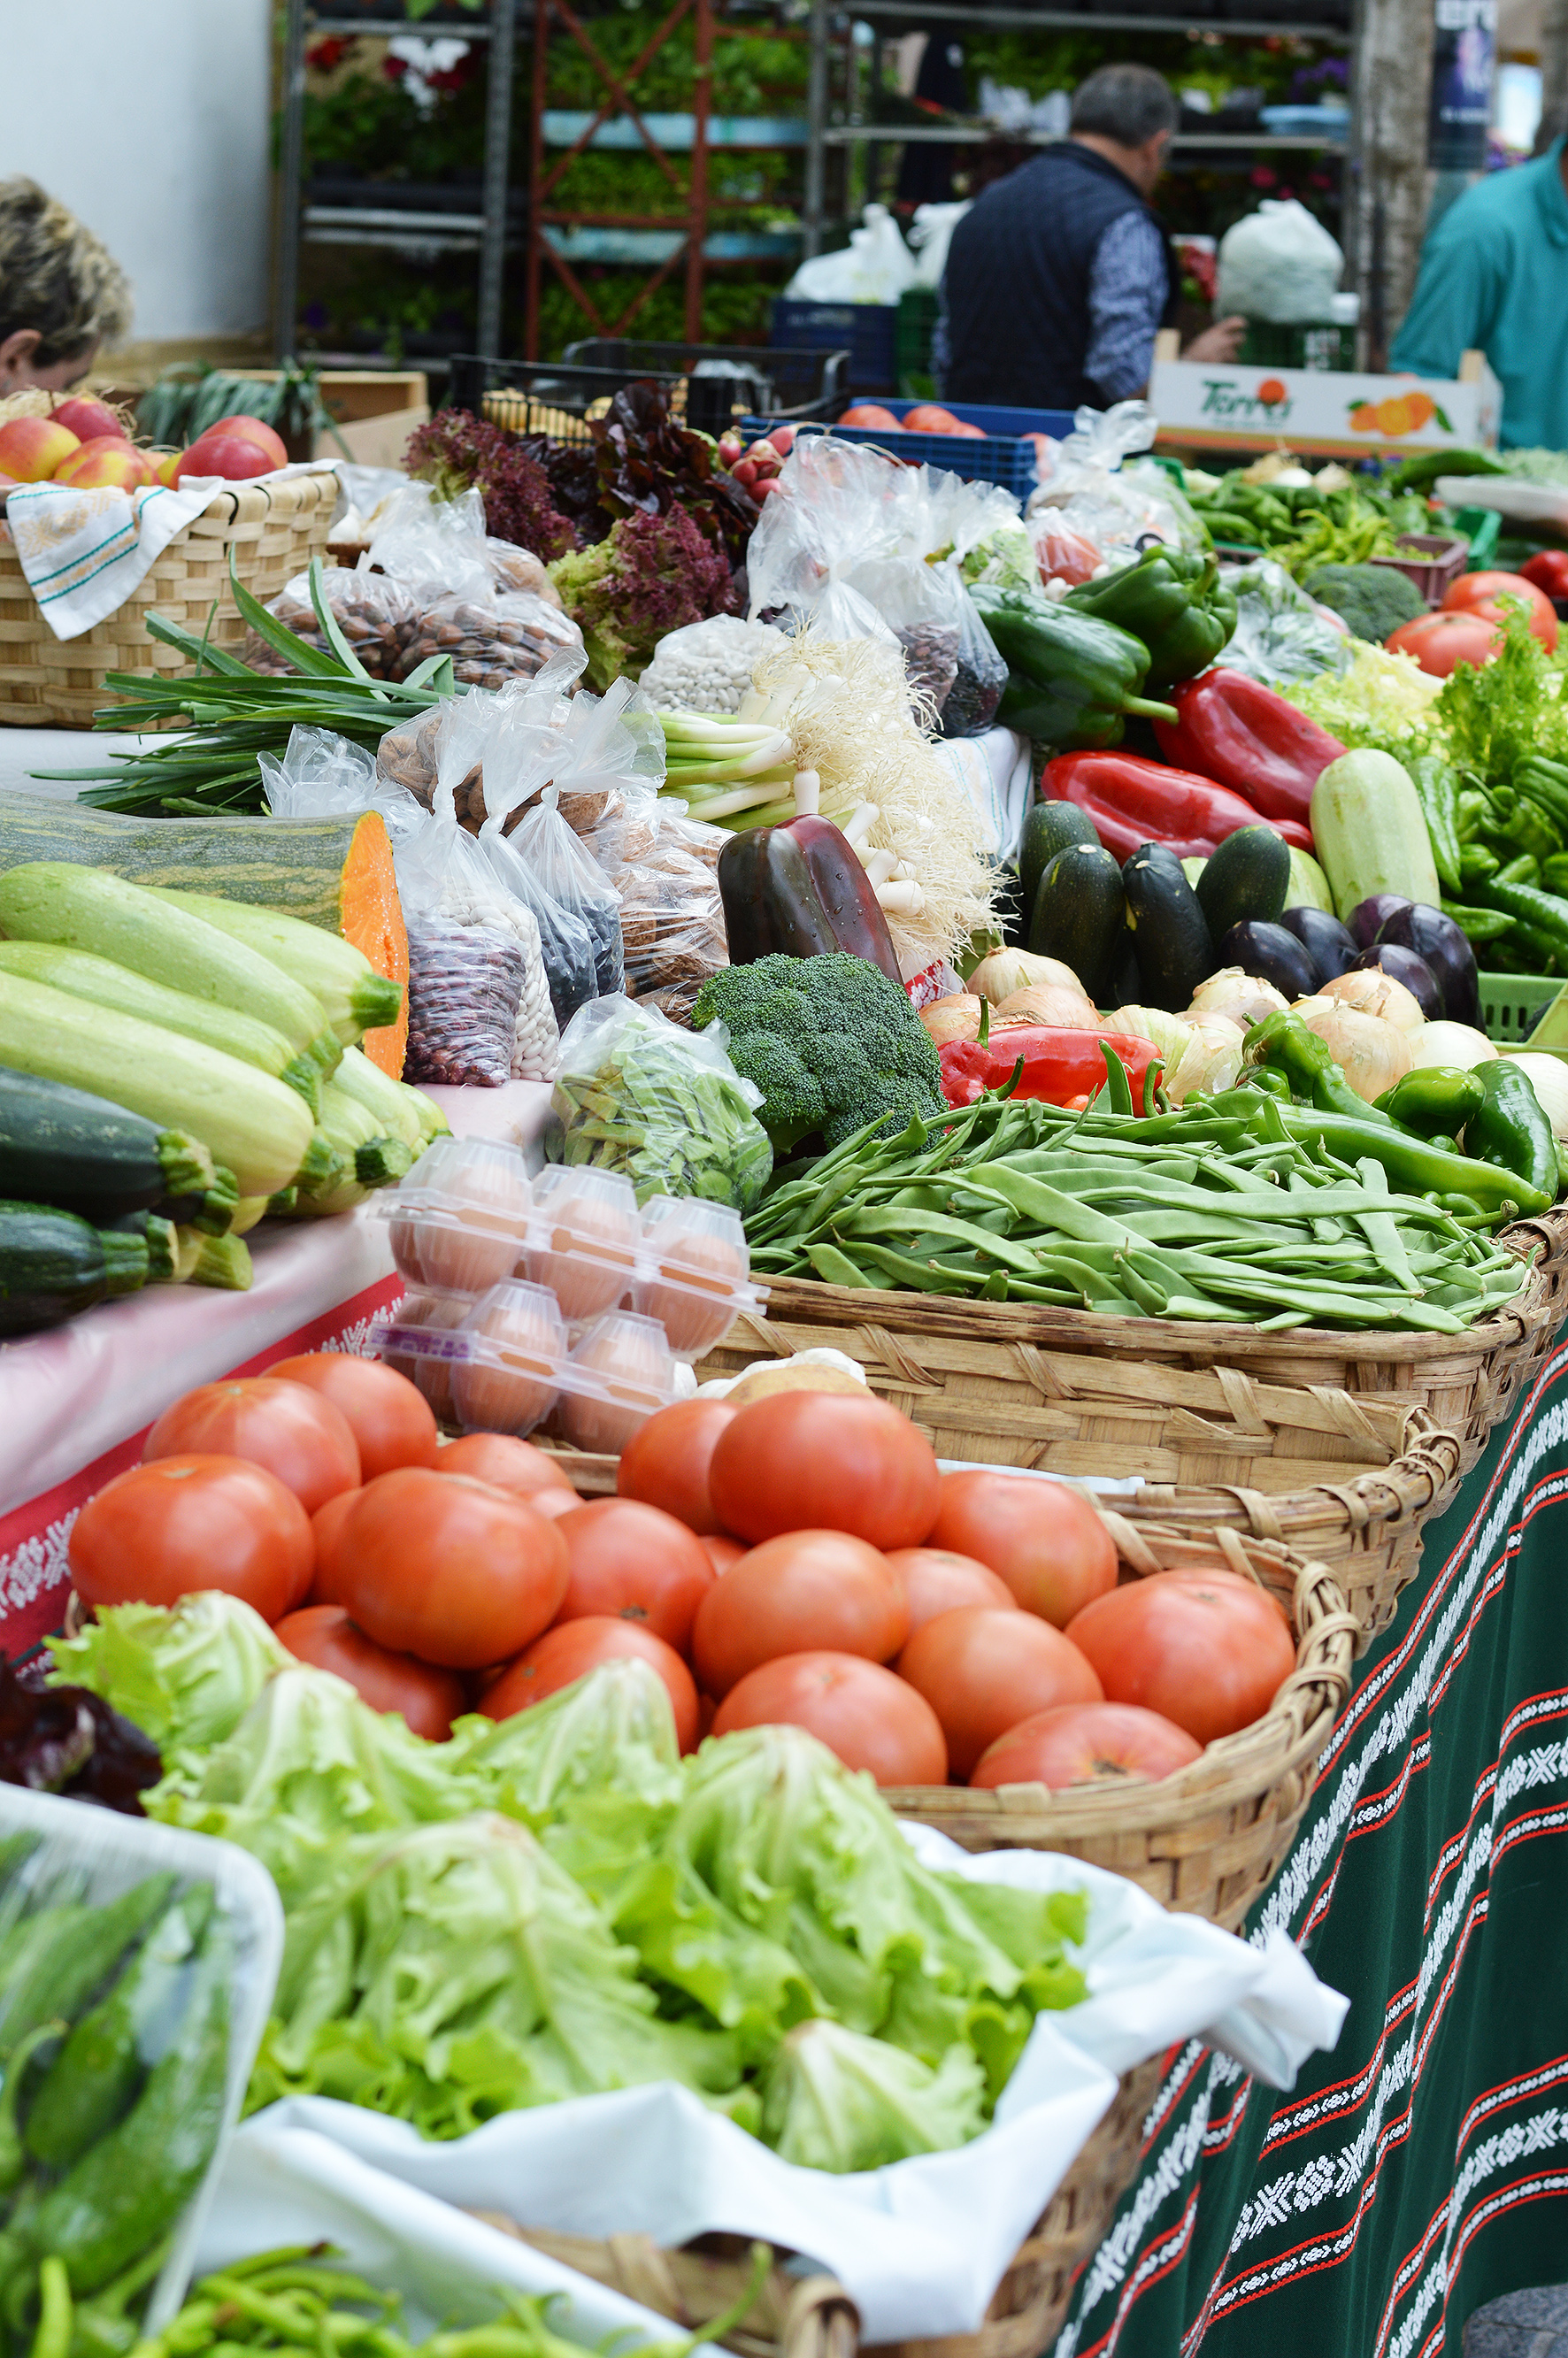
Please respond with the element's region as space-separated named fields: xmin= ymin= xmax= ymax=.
xmin=584 ymin=794 xmax=729 ymax=1025
xmin=389 ymin=588 xmax=582 ymax=691
xmin=246 ymin=567 xmax=422 ymax=680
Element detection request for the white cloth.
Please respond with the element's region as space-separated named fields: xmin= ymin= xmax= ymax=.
xmin=934 ymin=724 xmax=1032 ymax=861
xmin=211 ymin=1836 xmax=1347 ymax=2344
xmin=4 ymin=462 xmax=336 ymax=641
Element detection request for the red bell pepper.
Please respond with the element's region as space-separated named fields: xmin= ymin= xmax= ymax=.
xmin=1520 ymin=549 xmax=1568 ymax=603
xmin=940 ymin=1025 xmax=1160 ymax=1109
xmin=1042 ymin=750 xmax=1314 ymax=862
xmin=1151 ymin=668 xmax=1342 ymax=829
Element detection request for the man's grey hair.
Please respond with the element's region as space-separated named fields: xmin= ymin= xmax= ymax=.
xmin=1070 ymin=64 xmax=1180 ymax=149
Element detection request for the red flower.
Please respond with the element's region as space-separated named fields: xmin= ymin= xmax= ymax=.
xmin=307 ymin=35 xmax=350 ymax=67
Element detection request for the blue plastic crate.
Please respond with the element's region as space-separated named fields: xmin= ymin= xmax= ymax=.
xmin=742 ymin=396 xmax=1075 ymax=500
xmin=772 ymin=299 xmax=897 ymax=394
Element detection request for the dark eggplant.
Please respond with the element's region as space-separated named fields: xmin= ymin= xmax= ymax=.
xmin=1375 ymin=902 xmax=1480 ymax=1026
xmin=1348 ymin=893 xmax=1412 ymax=949
xmin=1219 ymin=920 xmax=1320 ymax=1002
xmin=1279 ymin=905 xmax=1360 ymax=986
xmin=1349 ymin=942 xmax=1444 ymax=1021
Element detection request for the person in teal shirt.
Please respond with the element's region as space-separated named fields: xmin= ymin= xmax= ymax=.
xmin=1391 ymin=136 xmax=1568 ymax=449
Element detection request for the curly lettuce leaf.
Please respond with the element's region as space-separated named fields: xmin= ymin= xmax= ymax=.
xmin=48 ymin=1594 xmax=289 ymax=1759
xmin=760 ymin=2018 xmax=987 ymax=2172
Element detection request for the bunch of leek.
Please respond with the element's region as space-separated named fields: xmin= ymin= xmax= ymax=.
xmin=655 ymin=711 xmax=794 ymax=821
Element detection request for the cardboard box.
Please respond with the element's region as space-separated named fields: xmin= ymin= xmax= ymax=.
xmin=1149 ymin=335 xmax=1500 ymax=458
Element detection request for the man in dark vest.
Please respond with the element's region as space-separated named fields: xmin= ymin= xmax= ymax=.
xmin=942 ymin=64 xmax=1244 ymax=408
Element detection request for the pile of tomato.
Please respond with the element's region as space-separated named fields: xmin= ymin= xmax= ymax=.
xmin=69 ymin=1360 xmax=1299 ymax=1789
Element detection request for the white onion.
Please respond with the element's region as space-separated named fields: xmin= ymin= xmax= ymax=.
xmin=1317 ymin=967 xmax=1425 ymax=1035
xmin=1495 ymin=1053 xmax=1568 ymax=1142
xmin=1406 ymin=1021 xmax=1497 ymax=1072
xmin=1292 ymin=999 xmax=1411 ymax=1102
xmin=1188 ymin=968 xmax=1287 ymax=1029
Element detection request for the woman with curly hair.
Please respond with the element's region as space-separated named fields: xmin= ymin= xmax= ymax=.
xmin=0 ymin=178 xmax=131 ymax=395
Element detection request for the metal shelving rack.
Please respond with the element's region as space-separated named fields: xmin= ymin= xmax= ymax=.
xmin=273 ymin=0 xmax=519 ymax=363
xmin=800 ymin=0 xmax=1356 ymax=257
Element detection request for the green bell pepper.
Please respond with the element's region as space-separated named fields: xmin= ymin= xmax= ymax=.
xmin=1063 ymin=544 xmax=1238 ymax=693
xmin=1467 ymin=1060 xmax=1559 ymax=1203
xmin=969 ymin=586 xmax=1178 ymax=749
xmin=1374 ymin=1066 xmax=1486 ymax=1140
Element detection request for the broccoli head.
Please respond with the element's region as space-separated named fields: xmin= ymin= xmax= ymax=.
xmin=691 ymin=953 xmax=945 ymax=1152
xmin=1302 ymin=562 xmax=1426 ymax=645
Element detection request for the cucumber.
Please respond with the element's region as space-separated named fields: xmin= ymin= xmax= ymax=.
xmin=0 ymin=972 xmax=323 ymax=1200
xmin=0 ymin=865 xmax=341 ymax=1079
xmin=1122 ymin=844 xmax=1217 ymax=1012
xmin=1018 ymin=802 xmax=1101 ymax=927
xmin=1028 ymin=844 xmax=1127 ymax=1005
xmin=1195 ymin=826 xmax=1291 ymax=943
xmin=147 ymin=887 xmax=402 ymax=1047
xmin=0 ymin=1068 xmax=225 ymax=1230
xmin=0 ymin=1200 xmax=149 ymax=1334
xmin=0 ymin=942 xmax=320 ymax=1114
xmin=1309 ymin=751 xmax=1441 ymax=921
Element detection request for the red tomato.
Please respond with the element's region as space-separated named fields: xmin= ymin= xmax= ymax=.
xmin=971 ymin=1701 xmax=1203 ymax=1791
xmin=306 ymin=1489 xmax=360 ymax=1608
xmin=925 ymin=1470 xmax=1118 ymax=1627
xmin=701 ymin=1533 xmax=746 ymax=1577
xmin=885 ymin=1547 xmax=1018 ymax=1632
xmin=482 ymin=1617 xmax=700 ymax=1751
xmin=712 ymin=1651 xmax=947 ymax=1786
xmin=839 ymin=403 xmax=903 ymax=430
xmin=273 ymin=1605 xmax=465 ymax=1740
xmin=1065 ymin=1569 xmax=1296 ymax=1746
xmin=334 ymin=1469 xmax=569 ymax=1669
xmin=692 ymin=1530 xmax=909 ymax=1699
xmin=70 ymin=1455 xmax=312 ymax=1623
xmin=708 ymin=1392 xmax=938 ymax=1552
xmin=554 ymin=1498 xmax=716 ymax=1649
xmin=901 ymin=403 xmax=967 ymax=434
xmin=617 ymin=1398 xmax=736 ymax=1533
xmin=1386 ymin=610 xmax=1501 ymax=676
xmin=896 ymin=1605 xmax=1103 ymax=1780
xmin=267 ymin=1353 xmax=437 ymax=1479
xmin=436 ymin=1431 xmax=578 ymax=1502
xmin=528 ymin=1486 xmax=583 ymax=1521
xmin=1520 ymin=549 xmax=1568 ymax=601
xmin=144 ymin=1379 xmax=359 ymax=1515
xmin=1441 ymin=569 xmax=1558 ymax=651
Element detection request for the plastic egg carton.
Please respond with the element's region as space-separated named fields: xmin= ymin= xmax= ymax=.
xmin=377 ymin=1136 xmax=766 ymax=1359
xmin=372 ymin=1281 xmax=695 ymax=1448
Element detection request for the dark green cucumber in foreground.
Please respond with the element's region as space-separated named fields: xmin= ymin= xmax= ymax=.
xmin=1018 ymin=801 xmax=1101 ymax=929
xmin=1195 ymin=825 xmax=1291 ymax=944
xmin=1122 ymin=842 xmax=1217 ymax=1011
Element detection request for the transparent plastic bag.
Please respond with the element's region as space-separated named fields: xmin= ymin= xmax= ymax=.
xmin=546 ymin=994 xmax=772 ymax=1210
xmin=367 ymin=480 xmax=492 ymax=601
xmin=1218 ymin=557 xmax=1354 ymax=687
xmin=504 ymin=787 xmax=626 ymax=1003
xmin=1217 ymin=198 xmax=1343 ymax=325
xmin=1025 ymin=400 xmax=1199 ymax=559
xmin=259 ymin=723 xmax=393 ymax=818
xmin=390 ymin=588 xmax=582 ymax=690
xmin=247 ymin=567 xmax=420 ymax=680
xmin=782 ymin=202 xmax=917 ymax=304
xmin=484 ymin=536 xmax=565 ymax=607
xmin=584 ymin=794 xmax=728 ymax=1024
xmin=475 ymin=699 xmax=604 ymax=1031
xmin=745 ymin=437 xmax=909 ymax=652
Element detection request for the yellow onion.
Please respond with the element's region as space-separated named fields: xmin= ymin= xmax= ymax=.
xmin=993 ymin=982 xmax=1104 ymax=1031
xmin=919 ymin=995 xmax=983 ymax=1047
xmin=1316 ymin=967 xmax=1425 ymax=1034
xmin=1291 ymin=996 xmax=1411 ymax=1102
xmin=967 ymin=949 xmax=1093 ymax=1009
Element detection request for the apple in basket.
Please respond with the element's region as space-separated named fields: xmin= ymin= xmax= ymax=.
xmin=0 ymin=416 xmax=79 ymax=482
xmin=49 ymin=395 xmax=126 ymax=443
xmin=53 ymin=437 xmax=155 ymax=490
xmin=176 ymin=415 xmax=288 ymax=482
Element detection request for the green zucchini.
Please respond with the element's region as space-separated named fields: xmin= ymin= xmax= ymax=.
xmin=1308 ymin=751 xmax=1441 ymax=921
xmin=0 ymin=972 xmax=326 ymax=1200
xmin=1018 ymin=802 xmax=1101 ymax=929
xmin=103 ymin=1210 xmax=179 ymax=1284
xmin=0 ymin=942 xmax=320 ymax=1114
xmin=331 ymin=1046 xmax=425 ymax=1148
xmin=0 ymin=1201 xmax=149 ymax=1333
xmin=287 ymin=1079 xmax=413 ymax=1215
xmin=0 ymin=1068 xmax=227 ymax=1231
xmin=1284 ymin=847 xmax=1335 ymax=914
xmin=1195 ymin=826 xmax=1290 ymax=943
xmin=146 ymin=887 xmax=402 ymax=1047
xmin=1027 ymin=843 xmax=1127 ymax=1004
xmin=0 ymin=865 xmax=341 ymax=1079
xmin=1122 ymin=844 xmax=1217 ymax=1012
xmin=181 ymin=1230 xmax=254 ymax=1290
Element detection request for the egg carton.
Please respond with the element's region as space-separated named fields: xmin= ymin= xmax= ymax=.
xmin=373 ymin=1285 xmax=695 ymax=1448
xmin=378 ymin=1140 xmax=765 ymax=1360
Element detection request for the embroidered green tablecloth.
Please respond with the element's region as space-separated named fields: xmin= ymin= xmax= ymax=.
xmin=1057 ymin=1332 xmax=1568 ymax=2358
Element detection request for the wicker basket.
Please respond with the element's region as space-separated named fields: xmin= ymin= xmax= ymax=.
xmin=0 ymin=471 xmax=337 ymax=726
xmin=480 ymin=2055 xmax=1164 ymax=2357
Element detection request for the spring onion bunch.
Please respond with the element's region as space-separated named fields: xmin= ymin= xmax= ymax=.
xmin=654 ymin=710 xmax=795 ymax=820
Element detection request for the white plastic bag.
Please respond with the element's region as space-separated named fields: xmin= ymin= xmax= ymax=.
xmin=908 ymin=200 xmax=972 ymax=289
xmin=258 ymin=724 xmax=401 ymax=820
xmin=1027 ymin=401 xmax=1200 ymax=557
xmin=783 ymin=203 xmax=918 ymax=304
xmin=1217 ymin=198 xmax=1343 ymax=324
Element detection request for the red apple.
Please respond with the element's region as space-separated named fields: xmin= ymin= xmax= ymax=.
xmin=54 ymin=437 xmax=153 ymax=490
xmin=50 ymin=396 xmax=126 ymax=444
xmin=177 ymin=434 xmax=276 ymax=484
xmin=200 ymin=412 xmax=287 ymax=470
xmin=152 ymin=450 xmax=181 ymax=488
xmin=0 ymin=417 xmax=80 ymax=482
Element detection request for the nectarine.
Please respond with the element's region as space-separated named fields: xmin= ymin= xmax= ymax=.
xmin=0 ymin=417 xmax=79 ymax=482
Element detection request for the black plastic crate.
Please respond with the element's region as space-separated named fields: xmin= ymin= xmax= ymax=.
xmin=564 ymin=338 xmax=849 ymax=427
xmin=446 ymin=354 xmax=687 ymax=443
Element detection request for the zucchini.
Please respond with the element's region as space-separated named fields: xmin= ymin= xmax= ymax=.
xmin=0 ymin=972 xmax=324 ymax=1200
xmin=147 ymin=888 xmax=402 ymax=1047
xmin=1018 ymin=802 xmax=1100 ymax=927
xmin=287 ymin=1079 xmax=414 ymax=1216
xmin=0 ymin=864 xmax=341 ymax=1079
xmin=1027 ymin=843 xmax=1127 ymax=1005
xmin=182 ymin=1230 xmax=254 ymax=1290
xmin=1122 ymin=844 xmax=1217 ymax=1012
xmin=1195 ymin=826 xmax=1290 ymax=943
xmin=228 ymin=1198 xmax=271 ymax=1236
xmin=0 ymin=1200 xmax=150 ymax=1333
xmin=331 ymin=1046 xmax=425 ymax=1148
xmin=103 ymin=1210 xmax=179 ymax=1284
xmin=1309 ymin=751 xmax=1441 ymax=921
xmin=1285 ymin=847 xmax=1335 ymax=914
xmin=0 ymin=1068 xmax=227 ymax=1230
xmin=0 ymin=942 xmax=320 ymax=1114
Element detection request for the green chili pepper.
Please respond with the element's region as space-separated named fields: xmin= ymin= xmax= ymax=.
xmin=0 ymin=1876 xmax=174 ymax=2063
xmin=1441 ymin=897 xmax=1515 ymax=944
xmin=31 ymin=2258 xmax=71 ymax=2358
xmin=16 ymin=1916 xmax=231 ymax=2295
xmin=1063 ymin=544 xmax=1237 ymax=693
xmin=25 ymin=1885 xmax=213 ymax=2173
xmin=1407 ymin=757 xmax=1464 ymax=895
xmin=1480 ymin=872 xmax=1568 ymax=955
xmin=1457 ymin=787 xmax=1494 ymax=841
xmin=1495 ymin=853 xmax=1542 ymax=888
xmin=1245 ymin=1010 xmax=1379 ymax=1123
xmin=1278 ymin=1107 xmax=1552 ymax=1217
xmin=969 ymin=585 xmax=1179 ymax=749
xmin=1466 ymin=1061 xmax=1559 ymax=1202
xmin=1460 ymin=842 xmax=1501 ymax=886
xmin=1375 ymin=1067 xmax=1487 ymax=1141
xmin=0 ymin=2019 xmax=61 ymax=2197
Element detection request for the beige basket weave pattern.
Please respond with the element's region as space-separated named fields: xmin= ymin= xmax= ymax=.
xmin=0 ymin=471 xmax=337 ymax=727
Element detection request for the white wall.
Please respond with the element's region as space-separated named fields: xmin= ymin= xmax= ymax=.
xmin=0 ymin=1 xmax=272 ymax=344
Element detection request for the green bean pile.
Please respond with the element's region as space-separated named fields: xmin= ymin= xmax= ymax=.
xmin=748 ymin=1087 xmax=1530 ymax=1333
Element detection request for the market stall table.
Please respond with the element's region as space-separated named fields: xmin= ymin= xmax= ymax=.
xmin=1055 ymin=1329 xmax=1568 ymax=2358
